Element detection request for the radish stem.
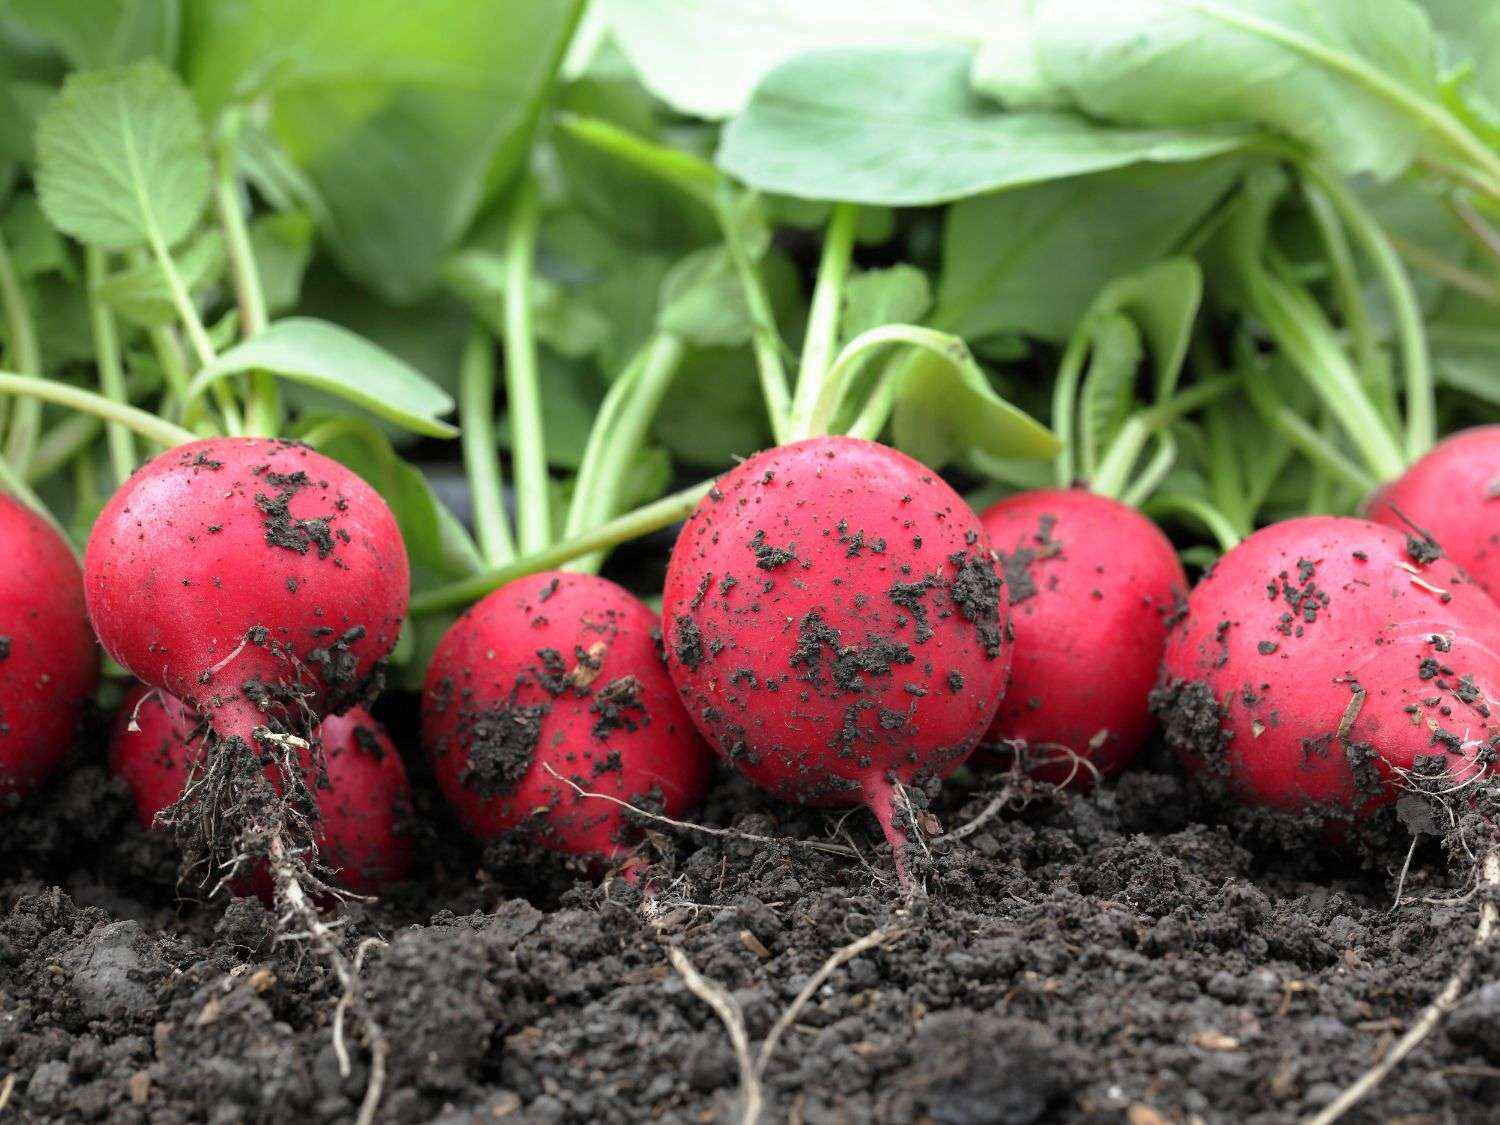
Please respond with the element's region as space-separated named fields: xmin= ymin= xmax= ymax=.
xmin=502 ymin=179 xmax=550 ymax=554
xmin=83 ymin=248 xmax=136 ymax=484
xmin=0 ymin=226 xmax=41 ymax=473
xmin=459 ymin=326 xmax=516 ymax=568
xmin=789 ymin=202 xmax=859 ymax=440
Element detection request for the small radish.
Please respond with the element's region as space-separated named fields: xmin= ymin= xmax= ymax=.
xmin=109 ymin=684 xmax=414 ymax=895
xmin=85 ymin=438 xmax=409 ymax=749
xmin=421 ymin=571 xmax=712 ymax=867
xmin=1154 ymin=516 xmax=1500 ymax=824
xmin=660 ymin=436 xmax=1010 ymax=882
xmin=1367 ymin=426 xmax=1500 ymax=599
xmin=0 ymin=495 xmax=99 ymax=800
xmin=978 ymin=489 xmax=1186 ymax=785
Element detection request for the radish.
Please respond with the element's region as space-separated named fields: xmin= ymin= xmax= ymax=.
xmin=1366 ymin=426 xmax=1500 ymax=599
xmin=1154 ymin=515 xmax=1500 ymax=824
xmin=109 ymin=683 xmax=414 ymax=895
xmin=0 ymin=494 xmax=99 ymax=800
xmin=421 ymin=571 xmax=712 ymax=867
xmin=978 ymin=489 xmax=1186 ymax=785
xmin=660 ymin=436 xmax=1010 ymax=882
xmin=85 ymin=437 xmax=409 ymax=748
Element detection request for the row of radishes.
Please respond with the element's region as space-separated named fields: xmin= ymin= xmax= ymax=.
xmin=2 ymin=423 xmax=1498 ymax=894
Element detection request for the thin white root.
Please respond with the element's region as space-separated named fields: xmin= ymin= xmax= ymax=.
xmin=269 ymin=836 xmax=389 ymax=1125
xmin=1306 ymin=847 xmax=1500 ymax=1125
xmin=668 ymin=947 xmax=762 ymax=1125
xmin=541 ymin=763 xmax=859 ymax=858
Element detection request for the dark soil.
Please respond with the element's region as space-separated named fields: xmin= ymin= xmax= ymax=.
xmin=2 ymin=708 xmax=1497 ymax=1124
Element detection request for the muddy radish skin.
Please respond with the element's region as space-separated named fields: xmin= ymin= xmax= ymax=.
xmin=109 ymin=684 xmax=414 ymax=895
xmin=1154 ymin=516 xmax=1500 ymax=824
xmin=661 ymin=436 xmax=1010 ymax=881
xmin=422 ymin=572 xmax=712 ymax=866
xmin=85 ymin=438 xmax=409 ymax=747
xmin=978 ymin=490 xmax=1185 ymax=785
xmin=0 ymin=496 xmax=99 ymax=799
xmin=1367 ymin=426 xmax=1500 ymax=598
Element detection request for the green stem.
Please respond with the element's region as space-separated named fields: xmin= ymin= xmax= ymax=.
xmin=214 ymin=113 xmax=278 ymax=435
xmin=1205 ymin=407 xmax=1250 ymax=536
xmin=1090 ymin=375 xmax=1238 ymax=499
xmin=789 ymin=202 xmax=859 ymax=440
xmin=566 ymin=332 xmax=684 ymax=572
xmin=0 ymin=372 xmax=195 ymax=447
xmin=1248 ymin=263 xmax=1406 ymax=480
xmin=1145 ymin=494 xmax=1244 ymax=554
xmin=715 ymin=187 xmax=792 ymax=443
xmin=845 ymin=361 xmax=900 ymax=441
xmin=412 ymin=480 xmax=714 ymax=616
xmin=27 ymin=414 xmax=101 ymax=485
xmin=1050 ymin=329 xmax=1093 ymax=486
xmin=84 ymin=249 xmax=137 ymax=483
xmin=1119 ymin=431 xmax=1178 ymax=510
xmin=502 ymin=180 xmax=550 ymax=554
xmin=1299 ymin=179 xmax=1382 ymax=401
xmin=460 ymin=326 xmax=515 ymax=568
xmin=1303 ymin=164 xmax=1434 ymax=461
xmin=148 ymin=234 xmax=243 ymax=434
xmin=0 ymin=454 xmax=70 ymax=548
xmin=1390 ymin=233 xmax=1500 ymax=304
xmin=0 ymin=226 xmax=41 ymax=473
xmin=565 ymin=351 xmax=643 ymax=539
xmin=808 ymin=324 xmax=943 ymax=437
xmin=1241 ymin=372 xmax=1380 ymax=494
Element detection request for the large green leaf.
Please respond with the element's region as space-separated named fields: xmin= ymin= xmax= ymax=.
xmin=1015 ymin=0 xmax=1450 ymax=180
xmin=4 ymin=0 xmax=179 ymax=68
xmin=183 ymin=0 xmax=583 ymax=303
xmin=34 ymin=60 xmax=211 ymax=252
xmin=718 ymin=47 xmax=1250 ymax=205
xmin=602 ymin=0 xmax=1002 ymax=119
xmin=187 ymin=317 xmax=457 ymax=436
xmin=1422 ymin=0 xmax=1500 ymax=129
xmin=937 ymin=159 xmax=1240 ymax=343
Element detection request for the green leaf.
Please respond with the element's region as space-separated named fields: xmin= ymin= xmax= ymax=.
xmin=1078 ymin=313 xmax=1145 ymax=464
xmin=184 ymin=0 xmax=583 ymax=304
xmin=1086 ymin=257 xmax=1203 ymax=398
xmin=443 ymin=249 xmax=611 ymax=360
xmin=654 ymin=346 xmax=773 ymax=467
xmin=657 ymin=247 xmax=752 ymax=347
xmin=249 ymin=211 xmax=316 ymax=316
xmin=188 ymin=317 xmax=457 ymax=436
xmin=556 ymin=114 xmax=720 ymax=208
xmin=34 ymin=60 xmax=211 ymax=253
xmin=94 ymin=230 xmax=225 ymax=327
xmin=717 ymin=47 xmax=1250 ymax=205
xmin=1019 ymin=0 xmax=1448 ymax=180
xmin=826 ymin=324 xmax=1060 ymax=469
xmin=1 ymin=193 xmax=72 ymax=280
xmin=602 ymin=0 xmax=1003 ymax=118
xmin=1431 ymin=323 xmax=1500 ymax=406
xmin=4 ymin=0 xmax=179 ymax=68
xmin=1421 ymin=0 xmax=1500 ymax=129
xmin=938 ymin=159 xmax=1240 ymax=343
xmin=843 ymin=265 xmax=933 ymax=340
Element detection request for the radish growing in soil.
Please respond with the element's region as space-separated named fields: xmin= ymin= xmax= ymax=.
xmin=0 ymin=494 xmax=99 ymax=800
xmin=979 ymin=490 xmax=1185 ymax=785
xmin=660 ymin=436 xmax=1010 ymax=883
xmin=1366 ymin=426 xmax=1500 ymax=598
xmin=1153 ymin=516 xmax=1500 ymax=825
xmin=110 ymin=684 xmax=414 ymax=895
xmin=422 ymin=571 xmax=712 ymax=867
xmin=85 ymin=436 xmax=408 ymax=896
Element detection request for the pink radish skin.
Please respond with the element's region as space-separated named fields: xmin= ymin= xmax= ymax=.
xmin=422 ymin=572 xmax=712 ymax=867
xmin=661 ymin=436 xmax=1010 ymax=882
xmin=0 ymin=496 xmax=98 ymax=799
xmin=1155 ymin=516 xmax=1500 ymax=821
xmin=978 ymin=490 xmax=1186 ymax=786
xmin=85 ymin=438 xmax=409 ymax=749
xmin=1367 ymin=425 xmax=1500 ymax=598
xmin=109 ymin=684 xmax=414 ymax=895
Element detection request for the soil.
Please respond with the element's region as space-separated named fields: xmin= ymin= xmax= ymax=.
xmin=3 ymin=702 xmax=1498 ymax=1124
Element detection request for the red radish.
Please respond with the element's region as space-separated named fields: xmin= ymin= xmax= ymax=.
xmin=977 ymin=489 xmax=1185 ymax=785
xmin=1154 ymin=516 xmax=1500 ymax=822
xmin=109 ymin=683 xmax=414 ymax=895
xmin=84 ymin=438 xmax=409 ymax=749
xmin=1367 ymin=426 xmax=1500 ymax=598
xmin=660 ymin=436 xmax=1010 ymax=882
xmin=421 ymin=571 xmax=712 ymax=867
xmin=0 ymin=495 xmax=98 ymax=799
